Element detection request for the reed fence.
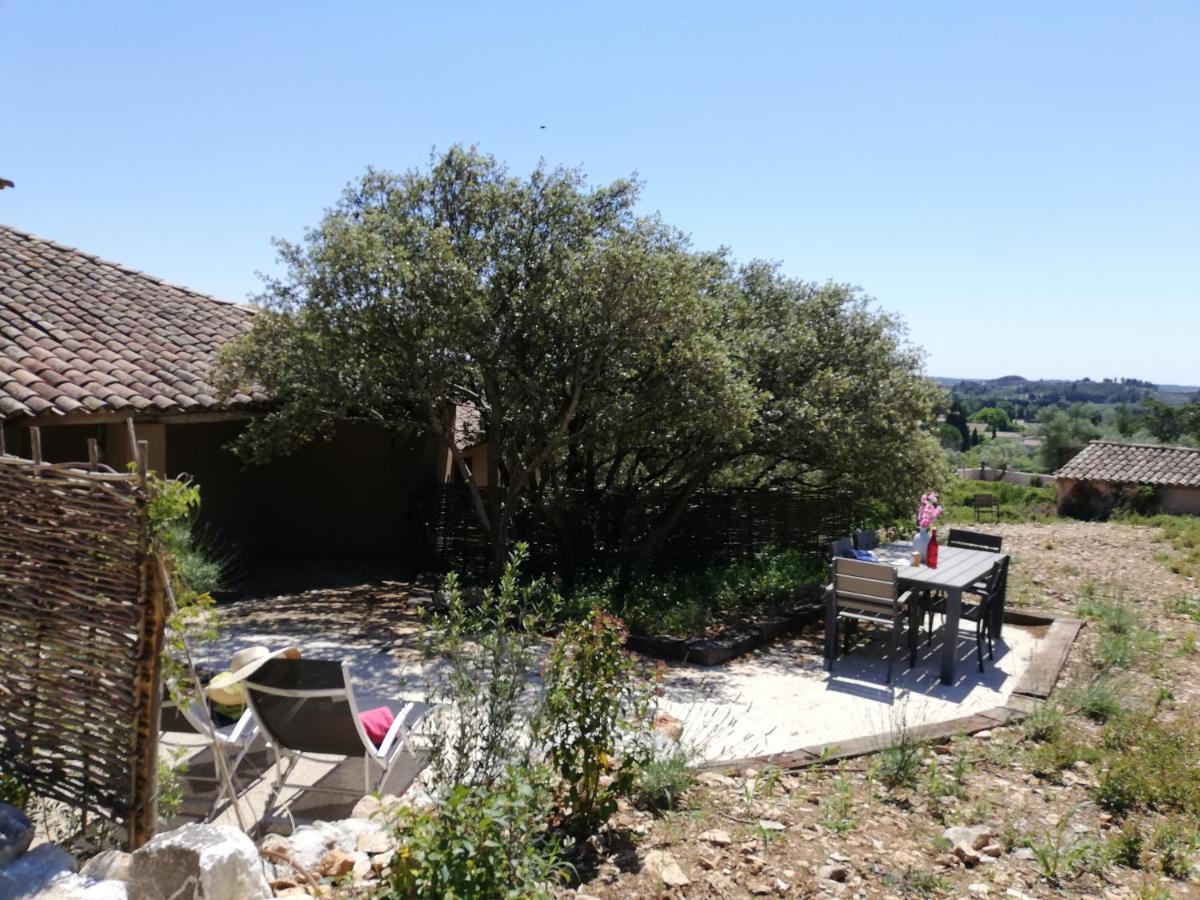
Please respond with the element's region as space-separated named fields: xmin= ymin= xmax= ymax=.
xmin=431 ymin=484 xmax=851 ymax=575
xmin=0 ymin=430 xmax=163 ymax=849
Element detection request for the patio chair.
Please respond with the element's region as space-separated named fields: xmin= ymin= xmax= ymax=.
xmin=829 ymin=536 xmax=854 ymax=559
xmin=945 ymin=529 xmax=1003 ymax=553
xmin=924 ymin=557 xmax=1007 ymax=672
xmin=160 ymin=686 xmax=259 ymax=816
xmin=825 ymin=557 xmax=919 ymax=684
xmin=973 ymin=493 xmax=1000 ymax=523
xmin=853 ymin=529 xmax=879 ymax=551
xmin=243 ymin=657 xmax=430 ymax=804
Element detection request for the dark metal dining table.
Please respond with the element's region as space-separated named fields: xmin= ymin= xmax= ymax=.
xmin=871 ymin=542 xmax=1009 ymax=684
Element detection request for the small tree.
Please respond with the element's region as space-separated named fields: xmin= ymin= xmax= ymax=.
xmin=1039 ymin=407 xmax=1101 ymax=471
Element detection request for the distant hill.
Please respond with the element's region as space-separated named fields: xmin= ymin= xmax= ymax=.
xmin=931 ymin=376 xmax=1199 ymax=408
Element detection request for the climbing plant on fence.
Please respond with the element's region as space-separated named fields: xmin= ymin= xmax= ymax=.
xmin=0 ymin=439 xmax=165 ymax=849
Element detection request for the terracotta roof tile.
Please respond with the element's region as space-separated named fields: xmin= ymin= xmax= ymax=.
xmin=1057 ymin=441 xmax=1200 ymax=488
xmin=0 ymin=224 xmax=263 ymax=420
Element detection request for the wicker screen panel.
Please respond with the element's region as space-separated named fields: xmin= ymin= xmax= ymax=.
xmin=0 ymin=453 xmax=163 ymax=847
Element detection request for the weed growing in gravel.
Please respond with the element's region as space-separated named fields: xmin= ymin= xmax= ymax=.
xmin=1106 ymin=820 xmax=1143 ymax=869
xmin=1022 ymin=701 xmax=1065 ymax=742
xmin=892 ymin=868 xmax=948 ymax=898
xmin=1067 ymin=674 xmax=1131 ymax=722
xmin=633 ymin=746 xmax=697 ymax=813
xmin=1029 ymin=806 xmax=1104 ymax=884
xmin=1150 ymin=817 xmax=1199 ymax=879
xmin=1165 ymin=595 xmax=1200 ymax=621
xmin=819 ymin=767 xmax=856 ymax=834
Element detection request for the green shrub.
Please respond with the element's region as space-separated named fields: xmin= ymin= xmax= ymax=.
xmin=1092 ymin=717 xmax=1200 ymax=817
xmin=1106 ymin=820 xmax=1143 ymax=869
xmin=0 ymin=773 xmax=27 ymax=810
xmin=381 ymin=764 xmax=568 ymax=899
xmin=819 ymin=770 xmax=856 ymax=834
xmin=1068 ymin=675 xmax=1131 ymax=723
xmin=422 ymin=546 xmax=556 ymax=791
xmin=1150 ymin=817 xmax=1198 ymax=879
xmin=533 ymin=610 xmax=656 ymax=835
xmin=632 ymin=746 xmax=696 ymax=813
xmin=1022 ymin=701 xmax=1064 ymax=743
xmin=1029 ymin=806 xmax=1104 ymax=883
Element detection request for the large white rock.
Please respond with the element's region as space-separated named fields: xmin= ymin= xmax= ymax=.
xmin=0 ymin=803 xmax=34 ymax=867
xmin=0 ymin=843 xmax=78 ymax=899
xmin=126 ymin=824 xmax=270 ymax=900
xmin=18 ymin=872 xmax=127 ymax=899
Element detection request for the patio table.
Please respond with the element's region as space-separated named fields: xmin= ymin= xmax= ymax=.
xmin=871 ymin=542 xmax=1009 ymax=685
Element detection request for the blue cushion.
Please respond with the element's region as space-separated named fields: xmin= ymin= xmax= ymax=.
xmin=841 ymin=548 xmax=877 ymax=561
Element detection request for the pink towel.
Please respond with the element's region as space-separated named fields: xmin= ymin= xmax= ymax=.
xmin=358 ymin=706 xmax=395 ymax=748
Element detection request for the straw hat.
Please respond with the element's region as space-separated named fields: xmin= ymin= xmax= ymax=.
xmin=207 ymin=645 xmax=300 ymax=706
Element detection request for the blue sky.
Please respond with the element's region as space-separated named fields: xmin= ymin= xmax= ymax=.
xmin=2 ymin=2 xmax=1197 ymax=383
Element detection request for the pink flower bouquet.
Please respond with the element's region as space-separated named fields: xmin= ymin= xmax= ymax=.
xmin=917 ymin=492 xmax=943 ymax=529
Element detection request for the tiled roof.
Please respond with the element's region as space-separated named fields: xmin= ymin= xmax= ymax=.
xmin=1057 ymin=440 xmax=1200 ymax=488
xmin=0 ymin=224 xmax=262 ymax=420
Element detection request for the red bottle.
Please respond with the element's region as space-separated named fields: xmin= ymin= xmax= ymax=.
xmin=927 ymin=528 xmax=939 ymax=569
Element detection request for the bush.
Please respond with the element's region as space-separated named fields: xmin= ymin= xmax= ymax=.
xmin=0 ymin=773 xmax=27 ymax=810
xmin=422 ymin=546 xmax=554 ymax=791
xmin=533 ymin=611 xmax=657 ymax=835
xmin=1150 ymin=817 xmax=1198 ymax=879
xmin=1022 ymin=701 xmax=1065 ymax=743
xmin=1068 ymin=675 xmax=1131 ymax=723
xmin=1107 ymin=820 xmax=1143 ymax=869
xmin=632 ymin=746 xmax=696 ymax=813
xmin=580 ymin=547 xmax=826 ymax=637
xmin=381 ymin=764 xmax=568 ymax=899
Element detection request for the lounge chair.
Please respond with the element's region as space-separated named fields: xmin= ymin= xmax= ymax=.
xmin=243 ymin=658 xmax=430 ymax=802
xmin=825 ymin=557 xmax=919 ymax=684
xmin=160 ymin=686 xmax=259 ymax=816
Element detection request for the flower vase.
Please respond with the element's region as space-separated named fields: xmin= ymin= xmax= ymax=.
xmin=912 ymin=527 xmax=931 ymax=563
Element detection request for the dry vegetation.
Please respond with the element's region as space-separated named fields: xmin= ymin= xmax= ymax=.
xmin=570 ymin=520 xmax=1200 ymax=899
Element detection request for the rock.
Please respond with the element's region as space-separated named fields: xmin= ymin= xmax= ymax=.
xmin=969 ymin=883 xmax=990 ymax=896
xmin=953 ymin=841 xmax=983 ymax=867
xmin=981 ymin=843 xmax=1005 ymax=857
xmin=748 ymin=881 xmax=772 ymax=895
xmin=0 ymin=843 xmax=79 ymax=896
xmin=699 ymin=829 xmax=732 ymax=846
xmin=817 ymin=864 xmax=849 ymax=882
xmin=280 ymin=824 xmax=338 ymax=872
xmin=356 ymin=829 xmax=393 ymax=855
xmin=775 ymin=879 xmax=790 ymax=894
xmin=644 ymin=849 xmax=690 ymax=887
xmin=696 ymin=771 xmax=736 ymax=788
xmin=943 ymin=825 xmax=992 ymax=851
xmin=653 ymin=712 xmax=684 ymax=742
xmin=258 ymin=833 xmax=291 ymax=857
xmin=79 ymin=850 xmax=131 ymax=883
xmin=318 ymin=848 xmax=358 ymax=878
xmin=257 ymin=815 xmax=293 ymax=837
xmin=0 ymin=802 xmax=34 ymax=866
xmin=127 ymin=823 xmax=271 ymax=900
xmin=697 ymin=854 xmax=719 ymax=871
xmin=1012 ymin=847 xmax=1037 ymax=862
xmin=22 ymin=873 xmax=128 ymax=899
xmin=758 ymin=819 xmax=785 ymax=832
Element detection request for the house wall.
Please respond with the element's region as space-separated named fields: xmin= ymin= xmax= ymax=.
xmin=164 ymin=419 xmax=439 ymax=578
xmin=1160 ymin=486 xmax=1200 ymax=516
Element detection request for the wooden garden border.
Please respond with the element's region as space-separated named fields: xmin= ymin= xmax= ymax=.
xmin=0 ymin=426 xmax=164 ymax=848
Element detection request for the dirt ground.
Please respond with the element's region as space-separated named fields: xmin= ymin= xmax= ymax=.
xmin=572 ymin=520 xmax=1200 ymax=899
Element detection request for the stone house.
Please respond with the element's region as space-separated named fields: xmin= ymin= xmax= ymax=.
xmin=0 ymin=224 xmax=451 ymax=586
xmin=1055 ymin=440 xmax=1200 ymax=519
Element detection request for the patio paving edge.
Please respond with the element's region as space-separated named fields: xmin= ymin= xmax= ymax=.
xmin=702 ymin=607 xmax=1083 ymax=772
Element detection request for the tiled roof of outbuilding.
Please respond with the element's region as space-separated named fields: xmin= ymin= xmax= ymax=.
xmin=0 ymin=224 xmax=262 ymax=420
xmin=1056 ymin=440 xmax=1200 ymax=488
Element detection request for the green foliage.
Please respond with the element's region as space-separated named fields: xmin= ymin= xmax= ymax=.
xmin=422 ymin=546 xmax=554 ymax=791
xmin=1093 ymin=716 xmax=1200 ymax=818
xmin=156 ymin=749 xmax=189 ymax=821
xmin=1028 ymin=806 xmax=1103 ymax=884
xmin=0 ymin=773 xmax=28 ymax=810
xmin=1150 ymin=817 xmax=1198 ymax=879
xmin=939 ymin=478 xmax=1057 ymax=524
xmin=1022 ymin=701 xmax=1065 ymax=743
xmin=819 ymin=768 xmax=856 ymax=833
xmin=578 ymin=547 xmax=825 ymax=636
xmin=1066 ymin=674 xmax=1131 ymax=723
xmin=632 ymin=745 xmax=697 ymax=813
xmin=381 ymin=764 xmax=568 ymax=899
xmin=220 ymin=146 xmax=946 ymax=572
xmin=1106 ymin=820 xmax=1143 ymax=868
xmin=1118 ymin=513 xmax=1200 ymax=582
xmin=1075 ymin=588 xmax=1160 ymax=668
xmin=1038 ymin=406 xmax=1102 ymax=471
xmin=971 ymin=406 xmax=1011 ymax=433
xmin=533 ymin=610 xmax=656 ymax=835
xmin=872 ymin=713 xmax=922 ymax=792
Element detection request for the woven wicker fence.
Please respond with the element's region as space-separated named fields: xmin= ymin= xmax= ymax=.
xmin=0 ymin=445 xmax=163 ymax=848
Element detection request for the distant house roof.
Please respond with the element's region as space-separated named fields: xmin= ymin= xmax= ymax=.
xmin=1057 ymin=440 xmax=1200 ymax=488
xmin=0 ymin=224 xmax=263 ymax=420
